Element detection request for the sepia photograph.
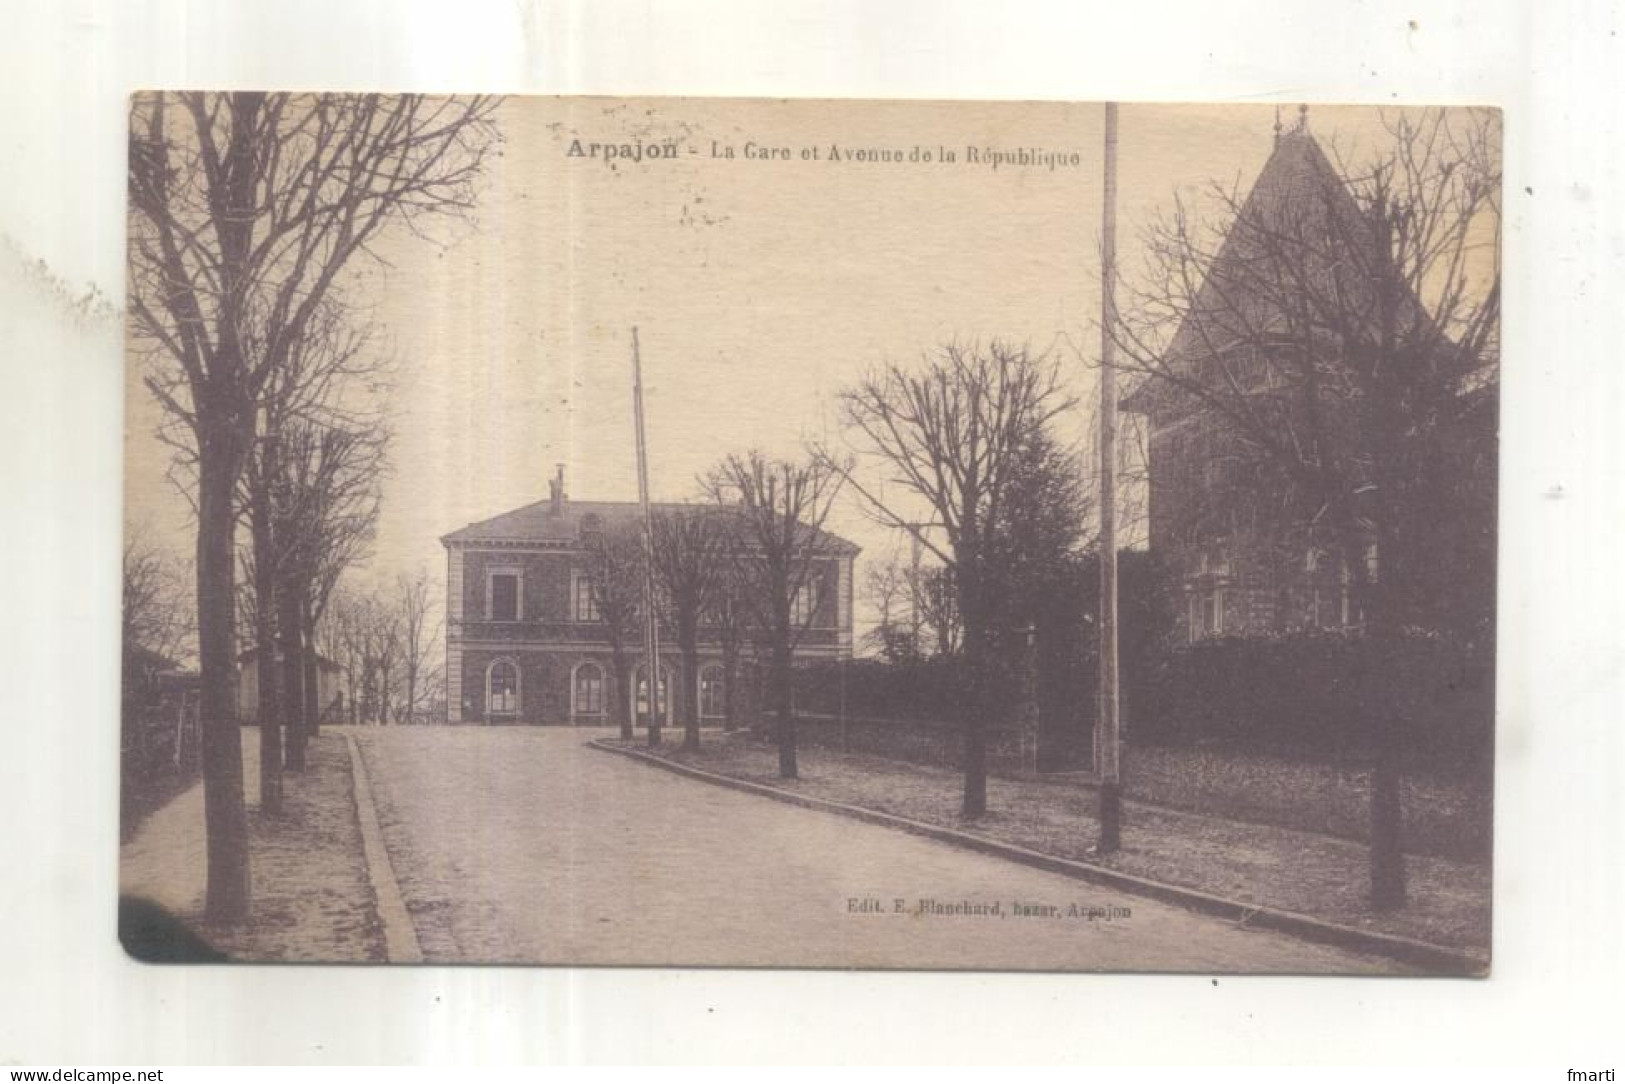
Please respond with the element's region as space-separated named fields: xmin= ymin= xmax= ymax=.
xmin=117 ymin=94 xmax=1500 ymax=975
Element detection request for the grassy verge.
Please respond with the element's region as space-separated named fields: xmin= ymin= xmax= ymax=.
xmin=621 ymin=732 xmax=1490 ymax=952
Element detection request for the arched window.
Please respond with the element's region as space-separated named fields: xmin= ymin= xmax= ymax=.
xmin=572 ymin=661 xmax=606 ymax=716
xmin=487 ymin=659 xmax=519 ymax=716
xmin=699 ymin=665 xmax=725 ymax=719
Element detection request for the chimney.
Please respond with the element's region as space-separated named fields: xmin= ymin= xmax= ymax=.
xmin=549 ymin=463 xmax=566 ymax=515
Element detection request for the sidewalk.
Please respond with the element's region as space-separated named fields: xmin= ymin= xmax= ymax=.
xmin=611 ymin=732 xmax=1492 ymax=955
xmin=119 ymin=727 xmax=385 ymax=962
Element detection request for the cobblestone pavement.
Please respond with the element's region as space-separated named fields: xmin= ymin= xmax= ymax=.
xmin=352 ymin=727 xmax=1408 ymax=972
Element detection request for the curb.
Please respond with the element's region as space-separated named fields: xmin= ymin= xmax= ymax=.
xmin=589 ymin=738 xmax=1489 ymax=976
xmin=346 ymin=734 xmax=424 ymax=964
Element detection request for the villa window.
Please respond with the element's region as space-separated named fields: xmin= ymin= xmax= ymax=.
xmin=1196 ymin=546 xmax=1230 ymax=577
xmin=791 ymin=580 xmax=820 ymax=626
xmin=1188 ymin=589 xmax=1224 ymax=642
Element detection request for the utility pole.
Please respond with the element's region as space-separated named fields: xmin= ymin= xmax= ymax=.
xmin=632 ymin=327 xmax=664 ymax=747
xmin=1097 ymin=102 xmax=1124 ymax=853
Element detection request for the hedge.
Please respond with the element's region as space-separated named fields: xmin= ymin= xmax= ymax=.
xmin=1133 ymin=629 xmax=1494 ymax=777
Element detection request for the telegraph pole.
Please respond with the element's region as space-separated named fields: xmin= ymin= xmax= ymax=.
xmin=632 ymin=327 xmax=664 ymax=747
xmin=1096 ymin=102 xmax=1124 ymax=852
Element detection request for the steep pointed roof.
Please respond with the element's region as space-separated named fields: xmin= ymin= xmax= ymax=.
xmin=1124 ymin=122 xmax=1437 ymax=415
xmin=1166 ymin=125 xmax=1371 ymax=362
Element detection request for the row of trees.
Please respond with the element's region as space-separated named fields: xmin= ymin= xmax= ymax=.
xmin=815 ymin=110 xmax=1499 ymax=913
xmin=586 ymin=451 xmax=846 ymax=778
xmin=128 ymin=92 xmax=502 ymax=919
xmin=316 ymin=571 xmax=443 ymax=727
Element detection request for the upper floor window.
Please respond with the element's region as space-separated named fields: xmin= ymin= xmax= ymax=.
xmin=791 ymin=579 xmax=820 ymax=626
xmin=488 ymin=570 xmax=521 ymax=622
xmin=573 ymin=570 xmax=600 ymax=622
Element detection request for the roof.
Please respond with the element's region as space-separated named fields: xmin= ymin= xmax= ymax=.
xmin=1123 ymin=125 xmax=1438 ymax=415
xmin=441 ymin=497 xmax=861 ymax=556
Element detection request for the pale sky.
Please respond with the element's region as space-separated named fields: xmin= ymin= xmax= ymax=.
xmin=123 ymin=99 xmax=1477 ymax=632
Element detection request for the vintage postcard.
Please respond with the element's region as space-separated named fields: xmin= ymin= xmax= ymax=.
xmin=119 ymin=95 xmax=1498 ymax=973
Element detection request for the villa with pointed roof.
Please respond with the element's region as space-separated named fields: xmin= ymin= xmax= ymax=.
xmin=1123 ymin=112 xmax=1495 ymax=645
xmin=440 ymin=471 xmax=858 ymax=725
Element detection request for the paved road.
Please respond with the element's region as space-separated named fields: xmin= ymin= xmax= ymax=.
xmin=352 ymin=727 xmax=1406 ymax=972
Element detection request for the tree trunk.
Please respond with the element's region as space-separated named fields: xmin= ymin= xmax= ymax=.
xmin=961 ymin=702 xmax=988 ymax=817
xmin=278 ymin=575 xmax=306 ymax=772
xmin=721 ymin=642 xmax=740 ymax=732
xmin=198 ymin=451 xmax=251 ymax=920
xmin=301 ymin=598 xmax=320 ymax=737
xmin=610 ymin=645 xmax=633 ymax=741
xmin=249 ymin=457 xmax=284 ymax=815
xmin=1361 ymin=524 xmax=1408 ymax=910
xmin=773 ymin=636 xmax=796 ymax=778
xmin=1369 ymin=706 xmax=1406 ymax=908
xmin=680 ymin=620 xmax=701 ymax=752
xmin=958 ymin=567 xmax=991 ymax=818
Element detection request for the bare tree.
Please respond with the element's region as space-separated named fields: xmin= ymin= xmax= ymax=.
xmin=1110 ymin=109 xmax=1500 ymax=907
xmin=319 ymin=586 xmax=367 ymax=726
xmin=123 ymin=529 xmax=196 ymax=670
xmin=229 ymin=303 xmax=385 ymax=802
xmin=396 ymin=568 xmax=441 ymax=724
xmin=127 ymin=91 xmax=500 ymax=918
xmin=707 ymin=553 xmax=756 ymax=732
xmin=914 ymin=565 xmax=962 ymax=659
xmin=829 ymin=340 xmax=1075 ymax=817
xmin=287 ymin=419 xmax=388 ymax=744
xmin=650 ymin=509 xmax=727 ymax=751
xmin=704 ymin=452 xmax=845 ymax=779
xmin=861 ymin=559 xmax=923 ymax=663
xmin=356 ymin=596 xmax=403 ymax=725
xmin=584 ymin=521 xmax=648 ymax=740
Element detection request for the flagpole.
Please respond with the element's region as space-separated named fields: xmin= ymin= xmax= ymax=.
xmin=632 ymin=327 xmax=664 ymax=746
xmin=1097 ymin=102 xmax=1123 ymax=852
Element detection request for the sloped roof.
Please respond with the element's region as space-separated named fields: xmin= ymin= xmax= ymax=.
xmin=1124 ymin=125 xmax=1437 ymax=414
xmin=441 ymin=497 xmax=860 ymax=555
